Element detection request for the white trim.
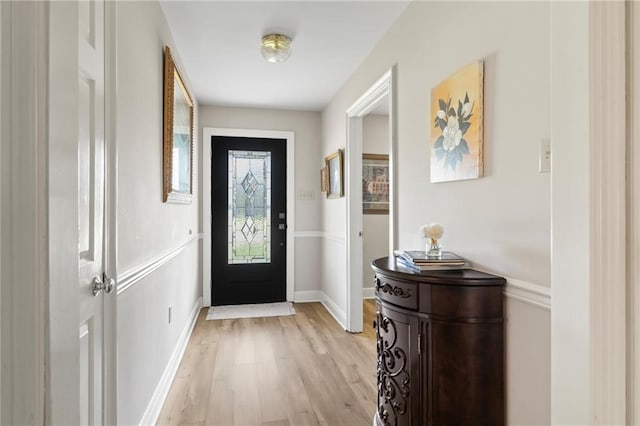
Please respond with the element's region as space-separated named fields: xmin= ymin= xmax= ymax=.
xmin=320 ymin=294 xmax=347 ymax=329
xmin=363 ymin=287 xmax=375 ymax=299
xmin=117 ymin=235 xmax=199 ymax=295
xmin=504 ymin=279 xmax=551 ymax=311
xmin=202 ymin=127 xmax=295 ymax=307
xmin=103 ymin=1 xmax=118 ymax=423
xmin=138 ymin=297 xmax=202 ymax=426
xmin=293 ymin=290 xmax=324 ymax=303
xmin=589 ymin=2 xmax=627 ymax=423
xmin=344 ymin=67 xmax=397 ymax=333
xmin=293 ymin=231 xmax=323 ymax=238
xmin=166 ymin=192 xmax=192 ymax=204
xmin=293 ymin=290 xmax=346 ymax=328
xmin=322 ymin=232 xmax=346 ymax=245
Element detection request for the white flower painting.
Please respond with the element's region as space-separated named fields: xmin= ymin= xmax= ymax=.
xmin=430 ymin=61 xmax=484 ymax=183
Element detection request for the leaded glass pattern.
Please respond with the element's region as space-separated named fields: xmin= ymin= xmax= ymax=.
xmin=228 ymin=150 xmax=271 ymax=264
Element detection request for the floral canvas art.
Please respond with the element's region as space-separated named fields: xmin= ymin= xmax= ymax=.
xmin=430 ymin=61 xmax=484 ymax=183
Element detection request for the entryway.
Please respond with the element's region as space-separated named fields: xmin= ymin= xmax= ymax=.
xmin=202 ymin=128 xmax=296 ymax=308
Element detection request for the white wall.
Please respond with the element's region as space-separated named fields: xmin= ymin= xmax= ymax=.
xmin=198 ymin=106 xmax=322 ymax=294
xmin=362 ymin=114 xmax=389 ymax=291
xmin=550 ymin=2 xmax=590 ymax=423
xmin=321 ymin=2 xmax=551 ymax=424
xmin=116 ymin=2 xmax=201 ymax=424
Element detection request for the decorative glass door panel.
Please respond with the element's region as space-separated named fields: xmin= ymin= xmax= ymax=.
xmin=228 ymin=150 xmax=271 ymax=264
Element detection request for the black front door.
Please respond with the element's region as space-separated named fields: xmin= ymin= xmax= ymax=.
xmin=212 ymin=136 xmax=287 ymax=305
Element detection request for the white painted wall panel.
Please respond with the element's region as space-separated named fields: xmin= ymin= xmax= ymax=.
xmin=505 ymin=298 xmax=550 ymax=425
xmin=117 ymin=241 xmax=199 ymax=425
xmin=117 ymin=1 xmax=199 ymax=273
xmin=321 ymin=1 xmax=551 ymax=423
xmin=116 ymin=2 xmax=201 ymax=424
xmin=550 ymin=2 xmax=590 ymax=423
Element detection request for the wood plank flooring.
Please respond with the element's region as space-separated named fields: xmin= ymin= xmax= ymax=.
xmin=157 ymin=300 xmax=377 ymax=426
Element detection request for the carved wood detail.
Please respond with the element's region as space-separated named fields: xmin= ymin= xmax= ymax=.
xmin=375 ymin=311 xmax=410 ymax=426
xmin=374 ymin=277 xmax=412 ymax=299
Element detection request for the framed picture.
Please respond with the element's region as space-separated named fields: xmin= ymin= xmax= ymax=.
xmin=321 ymin=166 xmax=328 ymax=192
xmin=430 ymin=60 xmax=484 ymax=183
xmin=163 ymin=46 xmax=194 ymax=203
xmin=362 ymin=153 xmax=389 ymax=214
xmin=325 ymin=149 xmax=344 ymax=198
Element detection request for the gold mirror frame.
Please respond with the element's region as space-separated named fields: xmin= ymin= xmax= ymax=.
xmin=163 ymin=46 xmax=194 ymax=204
xmin=325 ymin=149 xmax=344 ymax=199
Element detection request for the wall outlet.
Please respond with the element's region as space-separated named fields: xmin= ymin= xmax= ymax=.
xmin=539 ymin=138 xmax=551 ymax=173
xmin=168 ymin=306 xmax=172 ymax=324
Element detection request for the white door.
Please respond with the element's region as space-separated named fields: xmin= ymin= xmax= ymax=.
xmin=77 ymin=0 xmax=109 ymax=423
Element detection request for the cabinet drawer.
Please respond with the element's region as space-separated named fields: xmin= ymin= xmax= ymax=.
xmin=374 ymin=275 xmax=418 ymax=310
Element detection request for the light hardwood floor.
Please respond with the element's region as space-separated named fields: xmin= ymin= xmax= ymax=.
xmin=157 ymin=300 xmax=377 ymax=426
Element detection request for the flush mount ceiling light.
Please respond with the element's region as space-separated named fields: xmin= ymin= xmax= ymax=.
xmin=261 ymin=34 xmax=292 ymax=63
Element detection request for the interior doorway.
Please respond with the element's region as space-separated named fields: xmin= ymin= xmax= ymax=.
xmin=360 ymin=104 xmax=391 ymax=305
xmin=345 ymin=68 xmax=397 ymax=332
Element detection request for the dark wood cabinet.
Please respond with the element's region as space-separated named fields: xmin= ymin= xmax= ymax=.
xmin=372 ymin=257 xmax=506 ymax=426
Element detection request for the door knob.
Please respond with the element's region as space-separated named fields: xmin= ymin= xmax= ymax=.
xmin=92 ymin=275 xmax=105 ymax=296
xmin=92 ymin=274 xmax=116 ymax=296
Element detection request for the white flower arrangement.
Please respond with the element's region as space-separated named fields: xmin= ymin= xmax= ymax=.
xmin=419 ymin=223 xmax=444 ymax=240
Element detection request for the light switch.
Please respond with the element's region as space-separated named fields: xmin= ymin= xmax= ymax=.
xmin=539 ymin=138 xmax=551 ymax=173
xmin=297 ymin=189 xmax=315 ymax=201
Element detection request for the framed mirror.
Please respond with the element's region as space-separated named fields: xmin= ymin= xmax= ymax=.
xmin=163 ymin=46 xmax=194 ymax=203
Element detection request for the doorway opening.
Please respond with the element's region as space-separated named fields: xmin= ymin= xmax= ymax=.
xmin=360 ymin=103 xmax=391 ymax=315
xmin=345 ymin=68 xmax=397 ymax=332
xmin=211 ymin=136 xmax=287 ymax=305
xmin=202 ymin=128 xmax=295 ymax=307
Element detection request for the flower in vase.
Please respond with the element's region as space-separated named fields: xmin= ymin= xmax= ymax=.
xmin=419 ymin=223 xmax=444 ymax=240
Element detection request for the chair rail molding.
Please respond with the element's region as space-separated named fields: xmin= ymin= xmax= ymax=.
xmin=504 ymin=278 xmax=551 ymax=311
xmin=117 ymin=234 xmax=200 ymax=295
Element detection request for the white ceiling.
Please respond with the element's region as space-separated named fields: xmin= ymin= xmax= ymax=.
xmin=159 ymin=1 xmax=410 ymax=111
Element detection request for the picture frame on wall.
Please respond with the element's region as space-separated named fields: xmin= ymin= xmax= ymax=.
xmin=325 ymin=149 xmax=344 ymax=199
xmin=321 ymin=166 xmax=329 ymax=192
xmin=163 ymin=46 xmax=194 ymax=203
xmin=362 ymin=153 xmax=389 ymax=214
xmin=430 ymin=60 xmax=484 ymax=183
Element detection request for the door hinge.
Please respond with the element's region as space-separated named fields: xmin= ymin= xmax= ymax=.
xmin=418 ymin=333 xmax=422 ymax=355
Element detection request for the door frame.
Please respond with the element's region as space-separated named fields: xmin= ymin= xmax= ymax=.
xmin=202 ymin=128 xmax=295 ymax=307
xmin=345 ymin=67 xmax=397 ymax=332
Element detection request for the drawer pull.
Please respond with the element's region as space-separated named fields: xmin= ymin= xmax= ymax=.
xmin=375 ymin=279 xmax=412 ymax=298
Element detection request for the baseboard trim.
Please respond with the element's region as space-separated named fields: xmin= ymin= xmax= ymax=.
xmin=504 ymin=278 xmax=551 ymax=311
xmin=320 ymin=294 xmax=347 ymax=329
xmin=363 ymin=287 xmax=375 ymax=299
xmin=117 ymin=235 xmax=199 ymax=295
xmin=138 ymin=296 xmax=202 ymax=426
xmin=293 ymin=290 xmax=324 ymax=302
xmin=293 ymin=290 xmax=347 ymax=329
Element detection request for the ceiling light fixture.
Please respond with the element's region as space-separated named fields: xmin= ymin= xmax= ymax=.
xmin=261 ymin=34 xmax=292 ymax=63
